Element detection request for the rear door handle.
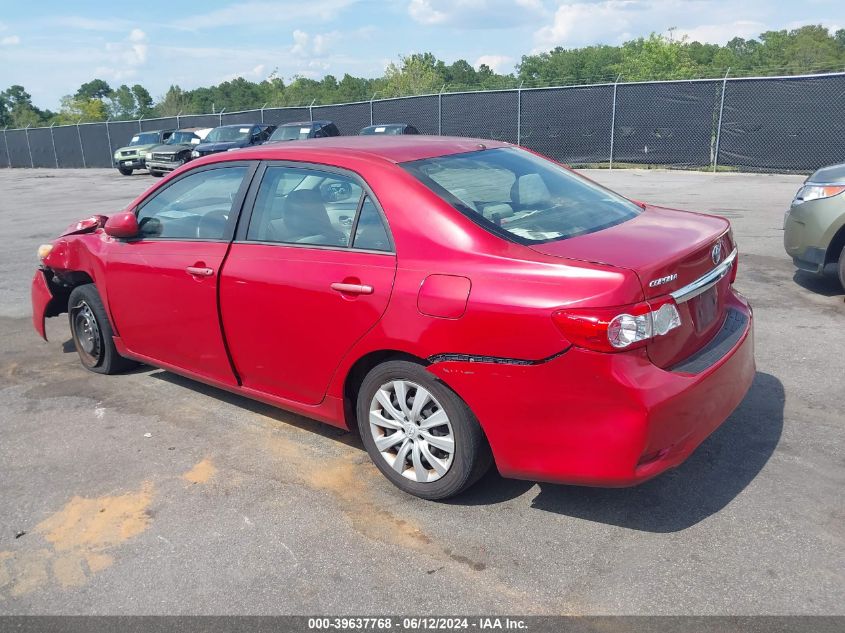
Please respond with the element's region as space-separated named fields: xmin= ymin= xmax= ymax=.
xmin=331 ymin=282 xmax=373 ymax=295
xmin=186 ymin=266 xmax=214 ymax=277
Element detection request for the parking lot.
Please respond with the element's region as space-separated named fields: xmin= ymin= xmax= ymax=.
xmin=0 ymin=167 xmax=842 ymax=615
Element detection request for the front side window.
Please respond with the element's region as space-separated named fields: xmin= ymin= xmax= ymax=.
xmin=136 ymin=166 xmax=247 ymax=240
xmin=402 ymin=147 xmax=641 ymax=244
xmin=247 ymin=166 xmax=378 ymax=248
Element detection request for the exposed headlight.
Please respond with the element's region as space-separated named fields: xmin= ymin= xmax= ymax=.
xmin=37 ymin=244 xmax=53 ymax=260
xmin=191 ymin=150 xmax=200 ymax=158
xmin=792 ymin=184 xmax=845 ymax=205
xmin=145 ymin=152 xmax=153 ymax=160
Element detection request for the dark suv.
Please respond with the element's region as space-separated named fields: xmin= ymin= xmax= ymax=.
xmin=268 ymin=120 xmax=340 ymax=142
xmin=191 ymin=124 xmax=276 ymax=158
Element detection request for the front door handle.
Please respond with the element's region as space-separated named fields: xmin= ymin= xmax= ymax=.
xmin=186 ymin=266 xmax=214 ymax=277
xmin=331 ymin=282 xmax=373 ymax=295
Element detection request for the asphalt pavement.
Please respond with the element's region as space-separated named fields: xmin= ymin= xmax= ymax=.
xmin=0 ymin=167 xmax=842 ymax=615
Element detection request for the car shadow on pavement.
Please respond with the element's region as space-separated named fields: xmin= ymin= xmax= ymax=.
xmin=147 ymin=370 xmax=365 ymax=448
xmin=792 ymin=269 xmax=844 ymax=298
xmin=453 ymin=371 xmax=784 ymax=533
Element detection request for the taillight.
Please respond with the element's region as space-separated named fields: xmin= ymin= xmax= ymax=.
xmin=552 ymin=297 xmax=682 ymax=353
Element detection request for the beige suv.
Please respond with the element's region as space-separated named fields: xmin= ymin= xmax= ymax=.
xmin=784 ymin=162 xmax=845 ymax=289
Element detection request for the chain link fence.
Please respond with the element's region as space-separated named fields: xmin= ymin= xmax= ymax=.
xmin=2 ymin=71 xmax=844 ymax=173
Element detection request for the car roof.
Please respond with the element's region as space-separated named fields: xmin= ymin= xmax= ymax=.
xmin=205 ymin=135 xmax=511 ymax=165
xmin=212 ymin=123 xmax=262 ymax=129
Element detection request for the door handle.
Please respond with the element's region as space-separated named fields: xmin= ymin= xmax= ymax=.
xmin=186 ymin=266 xmax=214 ymax=277
xmin=331 ymin=282 xmax=373 ymax=295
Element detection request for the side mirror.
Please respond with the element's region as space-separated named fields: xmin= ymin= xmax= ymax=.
xmin=104 ymin=212 xmax=139 ymax=238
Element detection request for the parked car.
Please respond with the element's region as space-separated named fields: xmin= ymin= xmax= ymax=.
xmin=360 ymin=123 xmax=419 ymax=135
xmin=784 ymin=161 xmax=845 ymax=289
xmin=191 ymin=123 xmax=275 ymax=158
xmin=268 ymin=120 xmax=340 ymax=142
xmin=113 ymin=129 xmax=174 ymax=176
xmin=145 ymin=128 xmax=211 ymax=177
xmin=32 ymin=136 xmax=754 ymax=500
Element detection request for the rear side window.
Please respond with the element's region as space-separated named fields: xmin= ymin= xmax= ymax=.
xmin=352 ymin=196 xmax=391 ymax=252
xmin=402 ymin=147 xmax=641 ymax=244
xmin=136 ymin=166 xmax=247 ymax=240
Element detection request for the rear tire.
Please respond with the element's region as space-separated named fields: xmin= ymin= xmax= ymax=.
xmin=68 ymin=284 xmax=137 ymax=375
xmin=357 ymin=360 xmax=491 ymax=500
xmin=117 ymin=166 xmax=132 ymax=176
xmin=838 ymin=245 xmax=845 ymax=291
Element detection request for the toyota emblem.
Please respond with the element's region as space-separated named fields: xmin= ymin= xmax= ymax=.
xmin=711 ymin=243 xmax=723 ymax=265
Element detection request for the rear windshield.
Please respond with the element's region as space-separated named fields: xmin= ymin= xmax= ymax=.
xmin=402 ymin=147 xmax=641 ymax=244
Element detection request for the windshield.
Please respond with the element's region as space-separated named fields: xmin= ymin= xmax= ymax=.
xmin=129 ymin=132 xmax=160 ymax=146
xmin=205 ymin=126 xmax=251 ymax=143
xmin=402 ymin=147 xmax=641 ymax=244
xmin=362 ymin=125 xmax=403 ymax=135
xmin=166 ymin=131 xmax=197 ymax=145
xmin=270 ymin=125 xmax=312 ymax=141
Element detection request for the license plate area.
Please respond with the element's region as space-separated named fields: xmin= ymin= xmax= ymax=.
xmin=692 ymin=284 xmax=718 ymax=332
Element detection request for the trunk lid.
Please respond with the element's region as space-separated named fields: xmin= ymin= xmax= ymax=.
xmin=530 ymin=204 xmax=734 ymax=368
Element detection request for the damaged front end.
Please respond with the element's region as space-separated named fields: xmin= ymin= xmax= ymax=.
xmin=32 ymin=215 xmax=107 ymax=340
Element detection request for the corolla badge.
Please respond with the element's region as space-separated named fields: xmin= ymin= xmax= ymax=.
xmin=711 ymin=242 xmax=723 ymax=265
xmin=648 ymin=273 xmax=678 ymax=288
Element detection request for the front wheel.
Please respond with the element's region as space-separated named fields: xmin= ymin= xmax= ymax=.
xmin=149 ymin=169 xmax=164 ymax=177
xmin=357 ymin=361 xmax=491 ymax=500
xmin=117 ymin=166 xmax=132 ymax=176
xmin=68 ymin=284 xmax=137 ymax=374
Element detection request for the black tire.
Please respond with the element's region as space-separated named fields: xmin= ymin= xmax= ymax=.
xmin=838 ymin=245 xmax=845 ymax=291
xmin=67 ymin=284 xmax=137 ymax=375
xmin=357 ymin=360 xmax=492 ymax=500
xmin=117 ymin=166 xmax=133 ymax=176
xmin=149 ymin=169 xmax=164 ymax=177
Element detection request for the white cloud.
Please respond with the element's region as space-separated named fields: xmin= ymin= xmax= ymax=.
xmin=474 ymin=54 xmax=514 ymax=72
xmin=408 ymin=0 xmax=547 ymax=29
xmin=290 ymin=29 xmax=335 ymax=57
xmin=104 ymin=28 xmax=148 ymax=67
xmin=534 ymin=1 xmax=636 ymax=51
xmin=1 ymin=35 xmax=21 ymax=46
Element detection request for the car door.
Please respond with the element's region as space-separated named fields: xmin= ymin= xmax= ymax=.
xmin=105 ymin=162 xmax=255 ymax=385
xmin=219 ymin=162 xmax=397 ymax=405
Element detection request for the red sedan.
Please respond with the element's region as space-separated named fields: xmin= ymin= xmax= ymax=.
xmin=32 ymin=136 xmax=754 ymax=499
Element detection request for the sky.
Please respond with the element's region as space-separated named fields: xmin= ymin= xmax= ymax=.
xmin=0 ymin=0 xmax=841 ymax=110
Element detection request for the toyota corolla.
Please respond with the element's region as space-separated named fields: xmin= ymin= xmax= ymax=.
xmin=32 ymin=136 xmax=755 ymax=500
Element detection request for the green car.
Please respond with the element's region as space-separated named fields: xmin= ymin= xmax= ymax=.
xmin=113 ymin=129 xmax=174 ymax=176
xmin=784 ymin=162 xmax=845 ymax=289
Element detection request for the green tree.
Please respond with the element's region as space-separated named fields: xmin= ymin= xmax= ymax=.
xmin=75 ymin=79 xmax=113 ymax=101
xmin=132 ymin=84 xmax=154 ymax=117
xmin=383 ymin=53 xmax=444 ymax=97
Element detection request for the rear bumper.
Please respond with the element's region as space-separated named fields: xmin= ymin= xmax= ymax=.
xmin=428 ymin=293 xmax=755 ymax=486
xmin=31 ymin=269 xmax=55 ymax=340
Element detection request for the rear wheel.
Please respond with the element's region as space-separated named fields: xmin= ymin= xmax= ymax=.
xmin=357 ymin=361 xmax=491 ymax=500
xmin=68 ymin=284 xmax=137 ymax=374
xmin=836 ymin=245 xmax=845 ymax=290
xmin=117 ymin=166 xmax=132 ymax=176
